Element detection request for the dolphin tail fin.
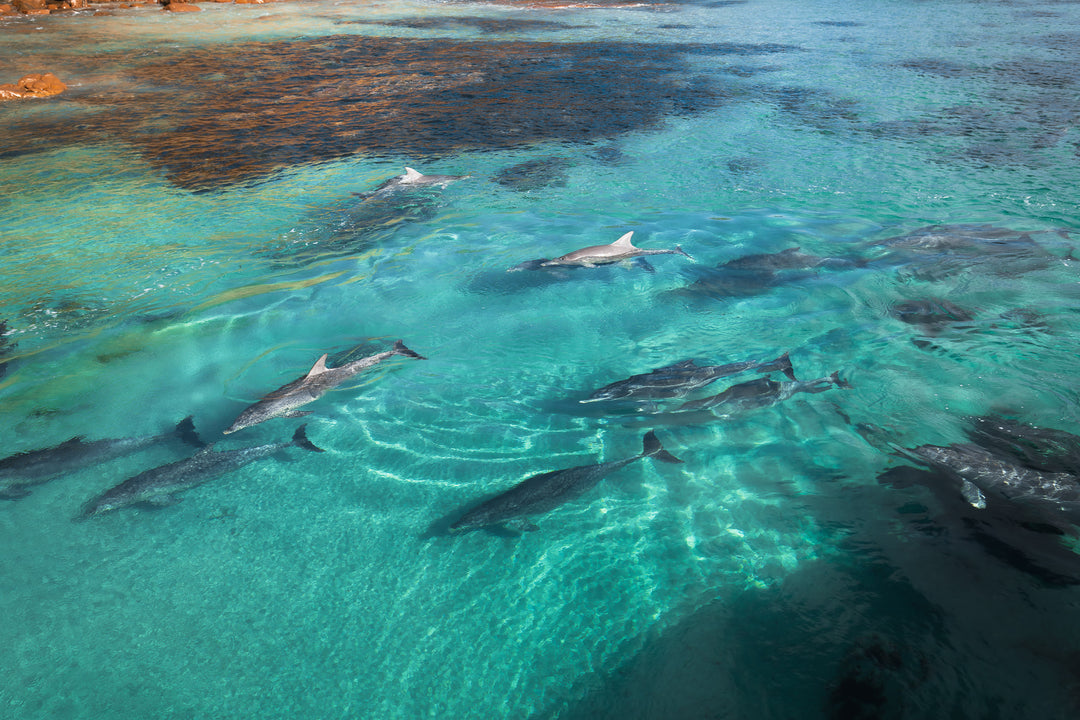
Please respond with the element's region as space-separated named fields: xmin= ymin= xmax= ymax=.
xmin=642 ymin=430 xmax=684 ymax=464
xmin=175 ymin=415 xmax=207 ymax=448
xmin=829 ymin=371 xmax=853 ymax=389
xmin=674 ymin=245 xmax=695 ymax=261
xmin=292 ymin=425 xmax=324 ymax=453
xmin=392 ymin=340 xmax=427 ymax=360
xmin=763 ymin=352 xmax=797 ymax=381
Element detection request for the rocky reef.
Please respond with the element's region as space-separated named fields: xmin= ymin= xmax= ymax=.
xmin=0 ymin=72 xmax=67 ymax=101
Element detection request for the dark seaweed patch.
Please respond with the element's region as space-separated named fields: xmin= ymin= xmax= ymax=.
xmin=896 ymin=58 xmax=974 ymax=78
xmin=373 ymin=16 xmax=579 ymax=34
xmin=494 ymin=156 xmax=574 ymax=191
xmin=814 ymin=20 xmax=863 ymax=27
xmin=0 ymin=36 xmax=780 ymax=191
xmin=993 ymin=58 xmax=1079 ymax=89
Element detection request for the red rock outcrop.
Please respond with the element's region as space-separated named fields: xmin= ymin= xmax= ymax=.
xmin=0 ymin=73 xmax=67 ymax=101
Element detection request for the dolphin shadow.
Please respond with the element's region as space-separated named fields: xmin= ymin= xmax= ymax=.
xmin=465 ymin=261 xmax=654 ymax=296
xmin=420 ymin=505 xmax=523 ymax=541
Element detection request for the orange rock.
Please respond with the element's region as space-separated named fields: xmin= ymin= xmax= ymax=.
xmin=12 ymin=0 xmax=46 ymax=10
xmin=0 ymin=3 xmax=14 ymax=14
xmin=0 ymin=73 xmax=67 ymax=101
xmin=18 ymin=73 xmax=67 ymax=96
xmin=164 ymin=1 xmax=200 ymax=9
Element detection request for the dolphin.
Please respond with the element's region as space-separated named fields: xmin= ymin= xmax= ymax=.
xmin=964 ymin=416 xmax=1080 ymax=476
xmin=901 ymin=443 xmax=1080 ymax=512
xmin=359 ymin=167 xmax=469 ymax=197
xmin=0 ymin=417 xmax=204 ymax=500
xmin=677 ymin=372 xmax=848 ymax=414
xmin=628 ymin=372 xmax=848 ymax=427
xmin=581 ymin=352 xmax=797 ymax=404
xmin=78 ymin=425 xmax=323 ymax=518
xmin=224 ymin=340 xmax=426 ymax=434
xmin=532 ymin=232 xmax=692 ymax=269
xmin=720 ymin=246 xmax=862 ymax=272
xmin=449 ymin=431 xmax=683 ymax=533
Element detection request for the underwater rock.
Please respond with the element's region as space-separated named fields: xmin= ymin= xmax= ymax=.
xmin=0 ymin=73 xmax=67 ymax=101
xmin=889 ymin=297 xmax=974 ymax=333
xmin=0 ymin=35 xmax=738 ymax=189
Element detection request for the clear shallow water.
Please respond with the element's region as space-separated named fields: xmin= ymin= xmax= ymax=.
xmin=2 ymin=0 xmax=1080 ymax=717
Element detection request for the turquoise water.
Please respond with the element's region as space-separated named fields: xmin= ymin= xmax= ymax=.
xmin=2 ymin=0 xmax=1080 ymax=716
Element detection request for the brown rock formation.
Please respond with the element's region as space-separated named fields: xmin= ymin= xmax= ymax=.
xmin=12 ymin=0 xmax=48 ymax=11
xmin=163 ymin=1 xmax=201 ymax=10
xmin=0 ymin=34 xmax=735 ymax=189
xmin=0 ymin=73 xmax=67 ymax=101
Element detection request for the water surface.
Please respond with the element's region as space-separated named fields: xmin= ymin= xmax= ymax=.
xmin=2 ymin=0 xmax=1080 ymax=717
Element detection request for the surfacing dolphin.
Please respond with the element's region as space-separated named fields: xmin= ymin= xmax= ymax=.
xmin=78 ymin=425 xmax=323 ymax=518
xmin=0 ymin=417 xmax=203 ymax=500
xmin=582 ymin=352 xmax=797 ymax=404
xmin=449 ymin=431 xmax=683 ymax=534
xmin=224 ymin=340 xmax=426 ymax=434
xmin=359 ymin=167 xmax=469 ymax=197
xmin=510 ymin=231 xmax=692 ymax=272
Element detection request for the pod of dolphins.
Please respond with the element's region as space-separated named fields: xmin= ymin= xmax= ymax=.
xmin=2 ymin=169 xmax=1078 ymax=556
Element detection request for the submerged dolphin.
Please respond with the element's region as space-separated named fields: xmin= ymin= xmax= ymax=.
xmin=449 ymin=431 xmax=683 ymax=533
xmin=224 ymin=340 xmax=426 ymax=434
xmin=0 ymin=417 xmax=203 ymax=500
xmin=79 ymin=425 xmax=323 ymax=518
xmin=629 ymin=372 xmax=848 ymax=427
xmin=720 ymin=246 xmax=862 ymax=272
xmin=515 ymin=231 xmax=692 ymax=270
xmin=902 ymin=443 xmax=1080 ymax=513
xmin=582 ymin=353 xmax=796 ymax=404
xmin=360 ymin=167 xmax=469 ymax=197
xmin=678 ymin=372 xmax=847 ymax=414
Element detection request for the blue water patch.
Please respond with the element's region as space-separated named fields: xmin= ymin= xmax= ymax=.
xmin=2 ymin=0 xmax=1080 ymax=718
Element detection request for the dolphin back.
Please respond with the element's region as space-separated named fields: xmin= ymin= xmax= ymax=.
xmin=643 ymin=431 xmax=683 ymax=464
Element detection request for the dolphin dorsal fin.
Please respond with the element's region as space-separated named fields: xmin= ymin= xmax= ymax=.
xmin=305 ymin=354 xmax=330 ymax=378
xmin=403 ymin=167 xmax=424 ymax=181
xmin=611 ymin=231 xmax=636 ymax=248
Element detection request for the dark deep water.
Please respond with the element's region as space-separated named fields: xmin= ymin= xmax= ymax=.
xmin=1 ymin=0 xmax=1080 ymax=717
